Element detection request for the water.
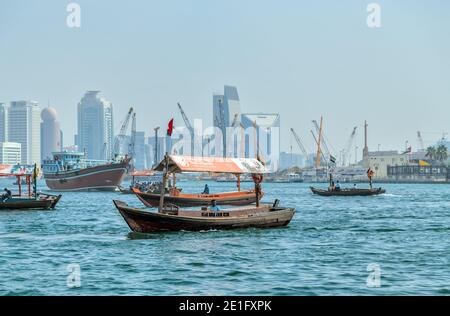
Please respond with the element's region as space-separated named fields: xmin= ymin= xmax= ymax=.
xmin=1 ymin=179 xmax=450 ymax=295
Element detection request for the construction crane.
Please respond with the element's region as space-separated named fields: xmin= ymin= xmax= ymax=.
xmin=290 ymin=128 xmax=309 ymax=163
xmin=417 ymin=131 xmax=425 ymax=152
xmin=114 ymin=107 xmax=134 ymax=159
xmin=312 ymin=118 xmax=332 ymax=163
xmin=177 ymin=102 xmax=195 ymax=156
xmin=311 ymin=129 xmax=327 ymax=166
xmin=342 ymin=126 xmax=357 ymax=167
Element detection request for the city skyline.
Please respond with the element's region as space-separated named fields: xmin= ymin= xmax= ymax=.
xmin=1 ymin=1 xmax=450 ymax=155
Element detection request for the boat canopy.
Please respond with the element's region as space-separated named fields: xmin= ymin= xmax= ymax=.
xmin=153 ymin=155 xmax=268 ymax=174
xmin=130 ymin=170 xmax=155 ymax=177
xmin=0 ymin=164 xmax=36 ymax=176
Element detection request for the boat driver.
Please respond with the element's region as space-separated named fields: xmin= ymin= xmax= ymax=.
xmin=2 ymin=188 xmax=12 ymax=201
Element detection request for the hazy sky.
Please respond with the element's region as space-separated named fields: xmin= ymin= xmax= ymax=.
xmin=1 ymin=0 xmax=449 ymax=156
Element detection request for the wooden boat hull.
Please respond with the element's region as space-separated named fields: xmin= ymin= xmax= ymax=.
xmin=113 ymin=200 xmax=295 ymax=233
xmin=310 ymin=187 xmax=386 ymax=196
xmin=133 ymin=189 xmax=264 ymax=207
xmin=0 ymin=194 xmax=62 ymax=210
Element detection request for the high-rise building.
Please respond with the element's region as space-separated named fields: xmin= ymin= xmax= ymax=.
xmin=41 ymin=106 xmax=62 ymax=161
xmin=213 ymin=85 xmax=242 ymax=157
xmin=134 ymin=131 xmax=147 ymax=170
xmin=77 ymin=91 xmax=114 ymax=160
xmin=148 ymin=135 xmax=166 ymax=167
xmin=0 ymin=103 xmax=8 ymax=142
xmin=8 ymin=101 xmax=41 ymax=165
xmin=241 ymin=113 xmax=280 ymax=171
xmin=0 ymin=142 xmax=21 ymax=164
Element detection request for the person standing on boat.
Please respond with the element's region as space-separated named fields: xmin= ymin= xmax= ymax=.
xmin=367 ymin=168 xmax=375 ymax=189
xmin=202 ymin=184 xmax=210 ymax=194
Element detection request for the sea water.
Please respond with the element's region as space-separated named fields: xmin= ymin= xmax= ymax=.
xmin=1 ymin=179 xmax=450 ymax=295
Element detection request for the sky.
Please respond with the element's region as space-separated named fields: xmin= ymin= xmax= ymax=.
xmin=1 ymin=0 xmax=450 ymax=156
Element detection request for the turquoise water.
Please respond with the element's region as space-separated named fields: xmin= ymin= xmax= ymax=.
xmin=1 ymin=180 xmax=450 ymax=295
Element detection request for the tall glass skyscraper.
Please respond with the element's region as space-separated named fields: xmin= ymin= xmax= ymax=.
xmin=213 ymin=85 xmax=242 ymax=157
xmin=77 ymin=91 xmax=114 ymax=160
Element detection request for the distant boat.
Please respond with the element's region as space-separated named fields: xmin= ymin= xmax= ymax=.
xmin=310 ymin=187 xmax=386 ymax=196
xmin=42 ymin=151 xmax=130 ymax=191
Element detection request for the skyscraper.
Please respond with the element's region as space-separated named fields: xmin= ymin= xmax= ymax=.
xmin=134 ymin=131 xmax=147 ymax=170
xmin=241 ymin=113 xmax=280 ymax=171
xmin=77 ymin=91 xmax=114 ymax=160
xmin=213 ymin=85 xmax=242 ymax=157
xmin=213 ymin=85 xmax=242 ymax=129
xmin=8 ymin=100 xmax=41 ymax=164
xmin=41 ymin=106 xmax=62 ymax=160
xmin=0 ymin=103 xmax=8 ymax=142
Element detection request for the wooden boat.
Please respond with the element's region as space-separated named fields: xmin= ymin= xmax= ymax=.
xmin=0 ymin=194 xmax=62 ymax=210
xmin=113 ymin=200 xmax=295 ymax=233
xmin=0 ymin=164 xmax=62 ymax=210
xmin=118 ymin=170 xmax=157 ymax=194
xmin=133 ymin=187 xmax=264 ymax=207
xmin=114 ymin=154 xmax=295 ymax=233
xmin=310 ymin=187 xmax=386 ymax=196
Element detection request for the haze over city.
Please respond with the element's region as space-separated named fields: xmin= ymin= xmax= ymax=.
xmin=1 ymin=0 xmax=450 ymax=153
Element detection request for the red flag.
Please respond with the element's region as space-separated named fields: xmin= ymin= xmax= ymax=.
xmin=167 ymin=118 xmax=174 ymax=136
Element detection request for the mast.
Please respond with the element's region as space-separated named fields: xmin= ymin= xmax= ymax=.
xmin=158 ymin=153 xmax=169 ymax=213
xmin=363 ymin=120 xmax=369 ymax=160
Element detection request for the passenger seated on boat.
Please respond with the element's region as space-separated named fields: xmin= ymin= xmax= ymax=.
xmin=210 ymin=200 xmax=221 ymax=212
xmin=202 ymin=184 xmax=210 ymax=194
xmin=1 ymin=188 xmax=12 ymax=202
xmin=335 ymin=181 xmax=341 ymax=192
xmin=353 ymin=183 xmax=357 ymax=189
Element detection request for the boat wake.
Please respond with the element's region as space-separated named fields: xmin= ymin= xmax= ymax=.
xmin=382 ymin=193 xmax=403 ymax=198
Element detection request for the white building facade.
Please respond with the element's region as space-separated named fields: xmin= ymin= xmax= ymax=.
xmin=77 ymin=91 xmax=114 ymax=160
xmin=41 ymin=107 xmax=62 ymax=161
xmin=0 ymin=142 xmax=21 ymax=164
xmin=8 ymin=101 xmax=41 ymax=165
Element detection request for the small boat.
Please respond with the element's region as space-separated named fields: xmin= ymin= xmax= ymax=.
xmin=0 ymin=193 xmax=62 ymax=210
xmin=310 ymin=187 xmax=386 ymax=196
xmin=114 ymin=154 xmax=295 ymax=233
xmin=118 ymin=170 xmax=158 ymax=194
xmin=311 ymin=167 xmax=385 ymax=196
xmin=133 ymin=188 xmax=263 ymax=207
xmin=113 ymin=200 xmax=295 ymax=233
xmin=0 ymin=164 xmax=62 ymax=210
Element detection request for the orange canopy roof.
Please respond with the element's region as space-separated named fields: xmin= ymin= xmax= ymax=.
xmin=130 ymin=170 xmax=155 ymax=177
xmin=153 ymin=155 xmax=267 ymax=174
